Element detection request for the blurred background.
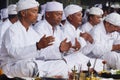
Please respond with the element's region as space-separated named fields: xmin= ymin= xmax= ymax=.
xmin=0 ymin=0 xmax=120 ymax=9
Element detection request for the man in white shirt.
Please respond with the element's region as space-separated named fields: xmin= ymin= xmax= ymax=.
xmin=0 ymin=8 xmax=8 ymax=22
xmin=81 ymin=7 xmax=103 ymax=33
xmin=90 ymin=12 xmax=120 ymax=69
xmin=34 ymin=1 xmax=71 ymax=60
xmin=0 ymin=4 xmax=18 ymax=49
xmin=62 ymin=4 xmax=103 ymax=72
xmin=0 ymin=0 xmax=69 ymax=78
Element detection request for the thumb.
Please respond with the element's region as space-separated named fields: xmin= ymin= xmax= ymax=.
xmin=63 ymin=38 xmax=67 ymax=42
xmin=41 ymin=35 xmax=46 ymax=39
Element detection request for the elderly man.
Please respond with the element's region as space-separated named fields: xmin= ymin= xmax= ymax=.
xmin=89 ymin=12 xmax=120 ymax=70
xmin=34 ymin=1 xmax=71 ymax=60
xmin=0 ymin=4 xmax=18 ymax=49
xmin=90 ymin=12 xmax=120 ymax=59
xmin=0 ymin=0 xmax=68 ymax=78
xmin=81 ymin=7 xmax=103 ymax=33
xmin=93 ymin=13 xmax=120 ymax=69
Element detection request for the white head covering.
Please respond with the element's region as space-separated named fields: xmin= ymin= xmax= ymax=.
xmin=111 ymin=3 xmax=120 ymax=9
xmin=64 ymin=4 xmax=82 ymax=17
xmin=94 ymin=4 xmax=103 ymax=9
xmin=40 ymin=4 xmax=46 ymax=16
xmin=16 ymin=0 xmax=39 ymax=12
xmin=62 ymin=11 xmax=66 ymax=20
xmin=89 ymin=7 xmax=103 ymax=16
xmin=105 ymin=12 xmax=120 ymax=27
xmin=1 ymin=8 xmax=8 ymax=19
xmin=111 ymin=4 xmax=115 ymax=8
xmin=37 ymin=13 xmax=42 ymax=21
xmin=113 ymin=3 xmax=120 ymax=8
xmin=0 ymin=12 xmax=1 ymax=20
xmin=8 ymin=4 xmax=17 ymax=15
xmin=45 ymin=1 xmax=63 ymax=12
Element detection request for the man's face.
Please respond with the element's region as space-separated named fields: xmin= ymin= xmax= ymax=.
xmin=105 ymin=22 xmax=120 ymax=33
xmin=70 ymin=11 xmax=82 ymax=27
xmin=24 ymin=7 xmax=39 ymax=24
xmin=90 ymin=15 xmax=102 ymax=25
xmin=46 ymin=11 xmax=63 ymax=26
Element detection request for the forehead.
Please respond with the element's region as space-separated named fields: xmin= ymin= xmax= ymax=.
xmin=27 ymin=6 xmax=39 ymax=11
xmin=89 ymin=14 xmax=102 ymax=17
xmin=46 ymin=11 xmax=63 ymax=14
xmin=71 ymin=11 xmax=82 ymax=16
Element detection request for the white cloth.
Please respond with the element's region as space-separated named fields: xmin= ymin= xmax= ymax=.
xmin=0 ymin=19 xmax=12 ymax=49
xmin=90 ymin=22 xmax=113 ymax=58
xmin=89 ymin=7 xmax=103 ymax=16
xmin=103 ymin=51 xmax=120 ymax=70
xmin=62 ymin=11 xmax=66 ymax=20
xmin=64 ymin=52 xmax=103 ymax=72
xmin=45 ymin=1 xmax=63 ymax=12
xmin=0 ymin=20 xmax=69 ymax=78
xmin=65 ymin=22 xmax=95 ymax=58
xmin=16 ymin=0 xmax=39 ymax=12
xmin=111 ymin=3 xmax=120 ymax=8
xmin=34 ymin=19 xmax=65 ymax=60
xmin=3 ymin=59 xmax=69 ymax=78
xmin=64 ymin=4 xmax=82 ymax=17
xmin=8 ymin=4 xmax=17 ymax=15
xmin=62 ymin=21 xmax=103 ymax=72
xmin=63 ymin=21 xmax=87 ymax=52
xmin=94 ymin=4 xmax=103 ymax=9
xmin=1 ymin=21 xmax=40 ymax=61
xmin=1 ymin=8 xmax=8 ymax=19
xmin=34 ymin=19 xmax=103 ymax=73
xmin=40 ymin=4 xmax=46 ymax=16
xmin=105 ymin=12 xmax=120 ymax=27
xmin=81 ymin=22 xmax=94 ymax=33
xmin=90 ymin=21 xmax=120 ymax=59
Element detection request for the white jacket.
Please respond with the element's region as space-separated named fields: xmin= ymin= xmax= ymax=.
xmin=0 ymin=19 xmax=12 ymax=48
xmin=90 ymin=22 xmax=120 ymax=58
xmin=34 ymin=19 xmax=65 ymax=60
xmin=0 ymin=20 xmax=69 ymax=78
xmin=81 ymin=22 xmax=93 ymax=33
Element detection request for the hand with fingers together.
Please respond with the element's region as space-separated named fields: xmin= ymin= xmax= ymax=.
xmin=59 ymin=38 xmax=72 ymax=53
xmin=71 ymin=38 xmax=81 ymax=51
xmin=80 ymin=32 xmax=93 ymax=44
xmin=36 ymin=35 xmax=55 ymax=50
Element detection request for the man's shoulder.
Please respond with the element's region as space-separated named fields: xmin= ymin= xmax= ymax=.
xmin=34 ymin=20 xmax=47 ymax=27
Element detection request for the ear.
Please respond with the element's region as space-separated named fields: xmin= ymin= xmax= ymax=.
xmin=20 ymin=10 xmax=26 ymax=17
xmin=68 ymin=15 xmax=73 ymax=21
xmin=45 ymin=12 xmax=49 ymax=17
xmin=89 ymin=16 xmax=93 ymax=20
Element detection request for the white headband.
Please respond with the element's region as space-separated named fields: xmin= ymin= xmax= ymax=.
xmin=45 ymin=1 xmax=63 ymax=12
xmin=64 ymin=4 xmax=82 ymax=17
xmin=8 ymin=4 xmax=17 ymax=15
xmin=89 ymin=7 xmax=103 ymax=16
xmin=16 ymin=0 xmax=39 ymax=12
xmin=105 ymin=12 xmax=120 ymax=27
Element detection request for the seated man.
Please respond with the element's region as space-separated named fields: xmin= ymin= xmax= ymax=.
xmin=0 ymin=0 xmax=68 ymax=78
xmin=63 ymin=4 xmax=103 ymax=73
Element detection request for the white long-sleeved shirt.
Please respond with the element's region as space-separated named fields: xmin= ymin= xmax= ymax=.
xmin=81 ymin=22 xmax=93 ymax=33
xmin=90 ymin=22 xmax=120 ymax=58
xmin=0 ymin=19 xmax=12 ymax=48
xmin=62 ymin=21 xmax=103 ymax=72
xmin=34 ymin=19 xmax=65 ymax=60
xmin=63 ymin=21 xmax=87 ymax=52
xmin=0 ymin=20 xmax=41 ymax=66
